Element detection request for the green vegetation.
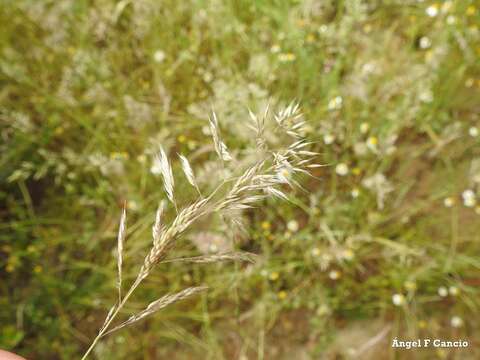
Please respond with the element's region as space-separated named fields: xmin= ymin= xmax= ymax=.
xmin=1 ymin=0 xmax=479 ymax=359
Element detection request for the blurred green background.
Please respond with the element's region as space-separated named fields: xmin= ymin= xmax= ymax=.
xmin=1 ymin=0 xmax=480 ymax=359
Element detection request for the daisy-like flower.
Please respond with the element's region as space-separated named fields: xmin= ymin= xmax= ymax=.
xmin=443 ymin=197 xmax=455 ymax=208
xmin=360 ymin=122 xmax=370 ymax=134
xmin=462 ymin=189 xmax=476 ymax=207
xmin=426 ymin=4 xmax=439 ymax=17
xmin=469 ymin=126 xmax=479 ymax=137
xmin=328 ymin=96 xmax=343 ymax=111
xmin=278 ymin=53 xmax=296 ymax=62
xmin=328 ymin=270 xmax=341 ymax=280
xmin=366 ymin=136 xmax=378 ymax=152
xmin=392 ymin=293 xmax=405 ymax=306
xmin=311 ymin=247 xmax=321 ymax=257
xmin=351 ymin=188 xmax=360 ymax=198
xmin=287 ymin=220 xmax=299 ymax=232
xmin=323 ymin=133 xmax=335 ymax=145
xmin=341 ymin=248 xmax=355 ymax=261
xmin=316 ymin=304 xmax=330 ymax=316
xmin=153 ymin=50 xmax=166 ymax=63
xmin=335 ymin=163 xmax=349 ymax=176
xmin=269 ymin=271 xmax=279 ymax=281
xmin=450 ymin=316 xmax=463 ymax=328
xmin=208 ymin=243 xmax=218 ymax=253
xmin=318 ymin=25 xmax=328 ymax=34
xmin=419 ymin=37 xmax=432 ymax=49
xmin=150 ymin=156 xmax=162 ymax=175
xmin=446 ymin=15 xmax=456 ymax=24
xmin=438 ymin=286 xmax=448 ymax=297
xmin=270 ymin=44 xmax=281 ymax=53
xmin=449 ymin=286 xmax=459 ymax=296
xmin=419 ymin=89 xmax=434 ymax=102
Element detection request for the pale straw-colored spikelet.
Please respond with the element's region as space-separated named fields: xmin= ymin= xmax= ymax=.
xmin=157 ymin=146 xmax=175 ymax=206
xmin=265 ymin=186 xmax=289 ymax=201
xmin=152 ymin=201 xmax=165 ymax=247
xmin=209 ymin=111 xmax=232 ymax=162
xmin=248 ymin=107 xmax=267 ymax=151
xmin=104 ymin=286 xmax=208 ymax=335
xmin=163 ymin=252 xmax=257 ymax=264
xmin=179 ymin=154 xmax=202 ymax=196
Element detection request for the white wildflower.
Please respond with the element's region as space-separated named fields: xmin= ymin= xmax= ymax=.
xmin=419 ymin=37 xmax=431 ymax=49
xmin=361 ymin=63 xmax=376 ymax=75
xmin=328 ymin=96 xmax=343 ymax=111
xmin=446 ymin=15 xmax=456 ymax=24
xmin=351 ymin=188 xmax=360 ymax=198
xmin=341 ymin=248 xmax=354 ymax=261
xmin=426 ymin=4 xmax=439 ymax=17
xmin=150 ymin=157 xmax=162 ymax=175
xmin=153 ymin=50 xmax=166 ymax=63
xmin=419 ymin=89 xmax=433 ymax=103
xmin=323 ymin=133 xmax=335 ymax=145
xmin=449 ymin=286 xmax=459 ymax=296
xmin=462 ymin=189 xmax=476 ymax=207
xmin=468 ymin=127 xmax=478 ymax=137
xmin=353 ymin=142 xmax=368 ymax=156
xmin=366 ymin=136 xmax=378 ymax=152
xmin=360 ymin=122 xmax=370 ymax=134
xmin=392 ymin=293 xmax=405 ymax=306
xmin=438 ymin=286 xmax=448 ymax=297
xmin=270 ymin=44 xmax=281 ymax=53
xmin=443 ymin=197 xmax=454 ymax=207
xmin=328 ymin=270 xmax=341 ymax=280
xmin=287 ymin=220 xmax=299 ymax=232
xmin=450 ymin=316 xmax=463 ymax=328
xmin=335 ymin=163 xmax=349 ymax=176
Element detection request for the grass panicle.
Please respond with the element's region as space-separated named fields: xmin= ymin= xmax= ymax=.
xmin=81 ymin=102 xmax=317 ymax=359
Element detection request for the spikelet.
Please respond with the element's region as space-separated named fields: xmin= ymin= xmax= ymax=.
xmin=104 ymin=286 xmax=208 ymax=335
xmin=152 ymin=201 xmax=165 ymax=247
xmin=157 ymin=146 xmax=175 ymax=206
xmin=209 ymin=111 xmax=232 ymax=162
xmin=179 ymin=154 xmax=202 ymax=196
xmin=163 ymin=252 xmax=257 ymax=264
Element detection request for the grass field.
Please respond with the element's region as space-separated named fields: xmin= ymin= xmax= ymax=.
xmin=1 ymin=0 xmax=480 ymax=359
